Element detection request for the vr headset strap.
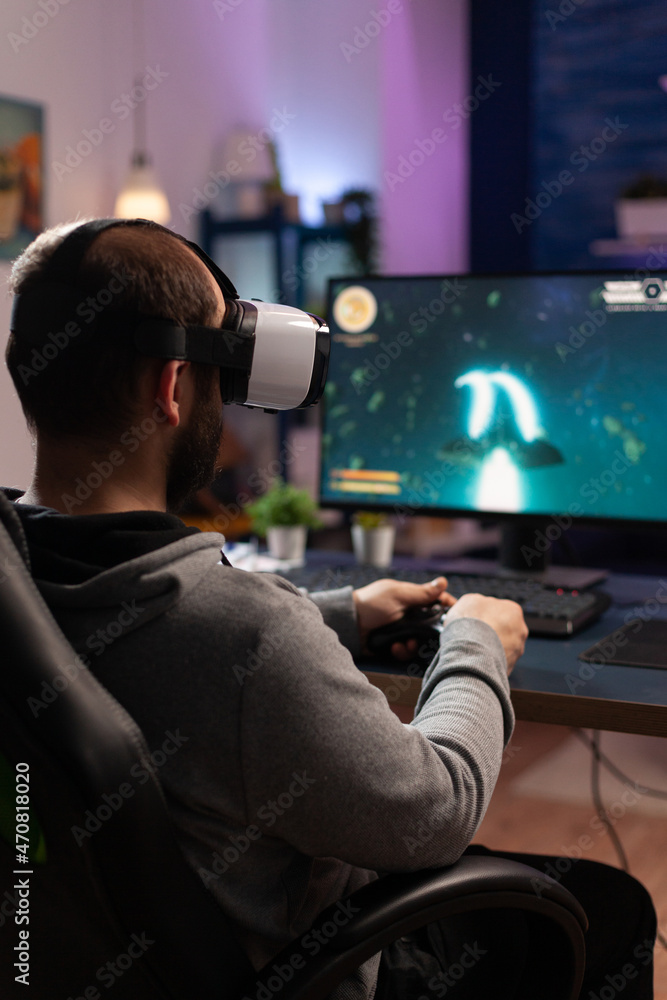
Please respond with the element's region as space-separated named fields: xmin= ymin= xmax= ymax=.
xmin=134 ymin=321 xmax=254 ymax=371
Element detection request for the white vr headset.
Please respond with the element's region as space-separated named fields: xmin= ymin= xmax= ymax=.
xmin=10 ymin=218 xmax=330 ymax=412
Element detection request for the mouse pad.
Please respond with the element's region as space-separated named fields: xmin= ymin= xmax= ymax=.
xmin=579 ymin=619 xmax=667 ymax=669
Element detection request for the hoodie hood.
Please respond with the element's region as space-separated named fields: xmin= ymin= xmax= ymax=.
xmin=3 ymin=488 xmax=203 ymax=584
xmin=3 ymin=488 xmax=227 ymax=652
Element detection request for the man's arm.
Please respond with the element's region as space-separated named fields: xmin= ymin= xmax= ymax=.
xmin=239 ymin=581 xmax=525 ymax=872
xmin=308 ymin=576 xmax=527 ymax=672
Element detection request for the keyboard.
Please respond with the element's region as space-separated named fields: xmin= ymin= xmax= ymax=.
xmin=279 ymin=563 xmax=612 ymax=638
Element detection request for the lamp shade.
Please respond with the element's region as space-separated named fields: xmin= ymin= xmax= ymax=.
xmin=114 ymin=156 xmax=171 ymax=225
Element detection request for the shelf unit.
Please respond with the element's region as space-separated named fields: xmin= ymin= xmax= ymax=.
xmin=199 ymin=207 xmax=354 ymax=310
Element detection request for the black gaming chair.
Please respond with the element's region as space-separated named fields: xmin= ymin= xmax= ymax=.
xmin=0 ymin=492 xmax=587 ymax=999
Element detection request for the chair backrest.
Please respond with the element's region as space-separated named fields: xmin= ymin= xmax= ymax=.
xmin=0 ymin=492 xmax=254 ymax=999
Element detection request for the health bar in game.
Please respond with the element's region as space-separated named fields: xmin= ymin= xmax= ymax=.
xmin=328 ymin=469 xmax=401 ymax=495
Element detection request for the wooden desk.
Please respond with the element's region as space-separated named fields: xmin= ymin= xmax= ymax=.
xmin=363 ymin=572 xmax=667 ymax=738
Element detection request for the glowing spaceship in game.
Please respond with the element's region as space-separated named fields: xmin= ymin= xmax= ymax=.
xmin=439 ymin=369 xmax=565 ymax=471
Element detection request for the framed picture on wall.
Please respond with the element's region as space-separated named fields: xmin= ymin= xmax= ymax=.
xmin=0 ymin=95 xmax=44 ymax=260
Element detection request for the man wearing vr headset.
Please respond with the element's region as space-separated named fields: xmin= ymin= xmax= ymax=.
xmin=4 ymin=219 xmax=655 ymax=999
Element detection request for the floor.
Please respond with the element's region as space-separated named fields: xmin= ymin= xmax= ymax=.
xmin=475 ymin=721 xmax=667 ymax=1000
xmin=391 ymin=710 xmax=667 ymax=999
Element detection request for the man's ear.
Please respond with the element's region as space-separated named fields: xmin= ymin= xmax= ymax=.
xmin=155 ymin=360 xmax=191 ymax=428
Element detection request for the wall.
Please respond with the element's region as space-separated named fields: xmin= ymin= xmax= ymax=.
xmin=469 ymin=0 xmax=667 ymax=272
xmin=1 ymin=0 xmax=111 ymax=485
xmin=0 ymin=0 xmax=273 ymax=485
xmin=0 ymin=0 xmax=470 ymax=487
xmin=264 ymin=0 xmax=381 ymax=225
xmin=380 ymin=0 xmax=470 ymax=274
xmin=532 ymin=0 xmax=667 ymax=269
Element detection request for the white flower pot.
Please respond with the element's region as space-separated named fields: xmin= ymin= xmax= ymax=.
xmin=266 ymin=525 xmax=307 ymax=562
xmin=351 ymin=524 xmax=396 ymax=568
xmin=614 ymin=199 xmax=667 ymax=238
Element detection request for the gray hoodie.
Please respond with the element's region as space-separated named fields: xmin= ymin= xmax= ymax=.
xmin=20 ymin=509 xmax=513 ymax=998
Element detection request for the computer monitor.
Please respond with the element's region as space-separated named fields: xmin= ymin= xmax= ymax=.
xmin=319 ymin=272 xmax=667 ymax=571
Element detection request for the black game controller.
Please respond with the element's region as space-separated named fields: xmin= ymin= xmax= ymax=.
xmin=366 ymin=603 xmax=447 ymax=664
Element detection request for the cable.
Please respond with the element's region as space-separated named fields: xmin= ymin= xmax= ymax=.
xmin=575 ymin=729 xmax=667 ymax=952
xmin=589 ymin=730 xmax=630 ymax=871
xmin=572 ymin=728 xmax=667 ymax=800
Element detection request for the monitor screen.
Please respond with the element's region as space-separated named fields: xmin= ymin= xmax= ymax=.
xmin=320 ymin=273 xmax=667 ymax=529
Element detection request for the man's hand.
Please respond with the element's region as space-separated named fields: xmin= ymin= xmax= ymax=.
xmin=444 ymin=593 xmax=528 ymax=673
xmin=352 ymin=580 xmax=528 ymax=671
xmin=353 ymin=577 xmax=456 ymax=659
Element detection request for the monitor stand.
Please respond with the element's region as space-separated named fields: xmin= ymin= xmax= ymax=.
xmin=441 ymin=521 xmax=609 ymax=590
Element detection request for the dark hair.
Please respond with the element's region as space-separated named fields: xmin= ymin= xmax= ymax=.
xmin=5 ymin=222 xmax=220 ymax=442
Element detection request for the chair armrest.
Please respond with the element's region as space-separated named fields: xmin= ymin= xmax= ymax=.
xmin=247 ymin=856 xmax=588 ymax=1000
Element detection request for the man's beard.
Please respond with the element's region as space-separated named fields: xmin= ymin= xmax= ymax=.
xmin=165 ymin=393 xmax=223 ymax=514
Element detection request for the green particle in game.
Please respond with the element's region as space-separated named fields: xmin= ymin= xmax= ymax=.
xmin=602 ymin=414 xmax=646 ymax=463
xmin=339 ymin=421 xmax=357 ymax=438
xmin=350 ymin=369 xmax=369 ymax=391
xmin=487 ymin=290 xmax=501 ymax=308
xmin=622 ymin=436 xmax=645 ymax=463
xmin=366 ymin=390 xmax=385 ymax=413
xmin=329 ymin=404 xmax=349 ymax=419
xmin=349 ymin=454 xmax=364 ymax=469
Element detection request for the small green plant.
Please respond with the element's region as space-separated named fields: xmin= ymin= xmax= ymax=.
xmin=340 ymin=188 xmax=377 ymax=273
xmin=352 ymin=511 xmax=390 ymax=530
xmin=245 ymin=478 xmax=322 ymax=537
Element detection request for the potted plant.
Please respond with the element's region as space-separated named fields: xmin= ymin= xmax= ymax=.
xmin=262 ymin=140 xmax=300 ymax=223
xmin=351 ymin=511 xmax=395 ymax=568
xmin=245 ymin=478 xmax=322 ymax=561
xmin=340 ymin=188 xmax=378 ymax=273
xmin=614 ymin=174 xmax=667 ymax=238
